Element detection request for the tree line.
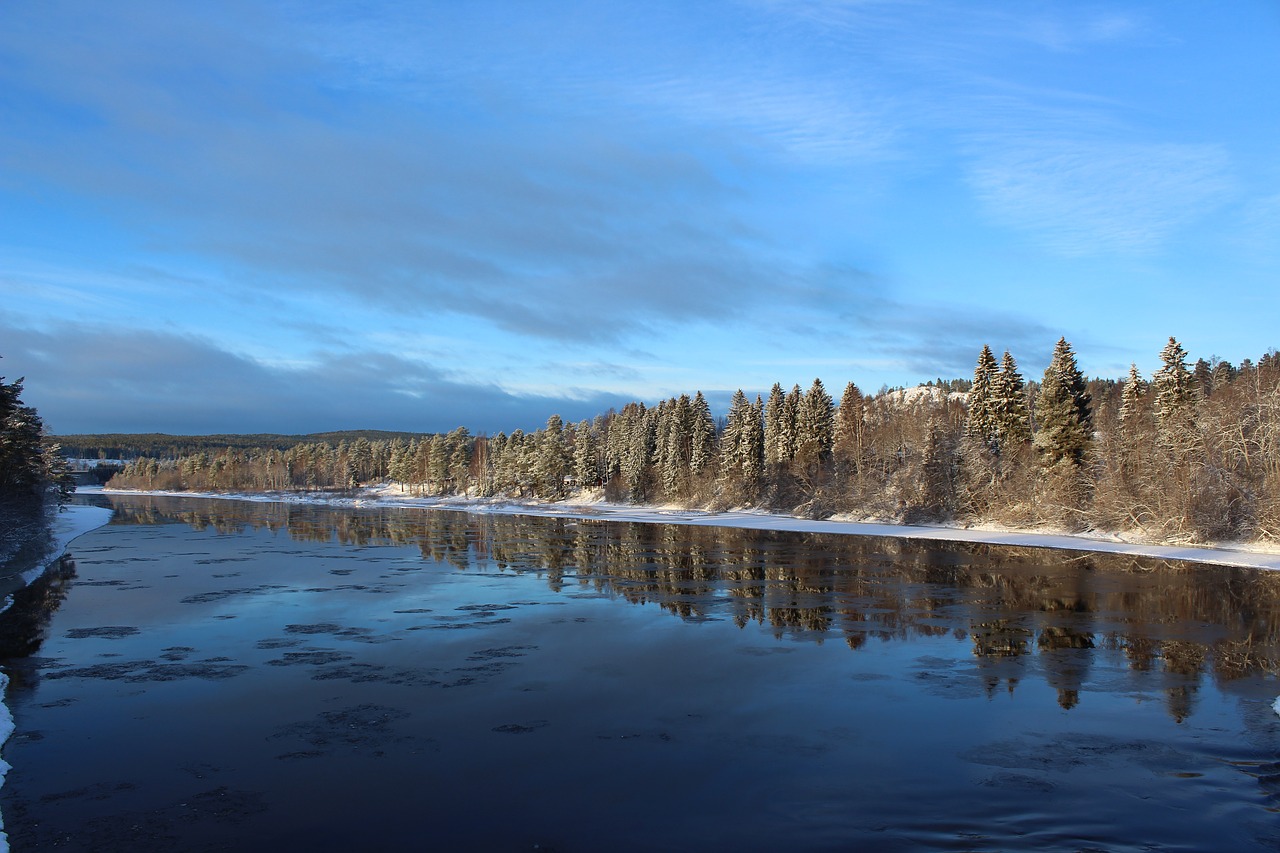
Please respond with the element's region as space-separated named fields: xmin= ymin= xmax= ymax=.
xmin=108 ymin=337 xmax=1280 ymax=546
xmin=54 ymin=429 xmax=433 ymax=462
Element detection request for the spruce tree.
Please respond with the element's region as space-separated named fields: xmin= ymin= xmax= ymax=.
xmin=1033 ymin=337 xmax=1092 ymax=465
xmin=965 ymin=345 xmax=999 ymax=448
xmin=719 ymin=391 xmax=764 ymax=500
xmin=992 ymin=350 xmax=1031 ymax=447
xmin=795 ymin=377 xmax=834 ymax=466
xmin=780 ymin=384 xmax=802 ymax=462
xmin=832 ymin=381 xmax=865 ymax=474
xmin=1118 ymin=364 xmax=1145 ymax=426
xmin=1193 ymin=358 xmax=1213 ymax=398
xmin=719 ymin=390 xmax=750 ymax=482
xmin=763 ymin=383 xmax=787 ymax=465
xmin=744 ymin=396 xmax=765 ymax=491
xmin=573 ymin=420 xmax=598 ymax=489
xmin=1152 ymin=336 xmax=1198 ymax=450
xmin=689 ymin=391 xmax=716 ymax=478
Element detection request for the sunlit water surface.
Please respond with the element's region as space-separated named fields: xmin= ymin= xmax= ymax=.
xmin=2 ymin=494 xmax=1279 ymax=851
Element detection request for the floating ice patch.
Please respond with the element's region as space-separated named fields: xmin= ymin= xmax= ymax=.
xmin=1273 ymin=696 xmax=1280 ymax=718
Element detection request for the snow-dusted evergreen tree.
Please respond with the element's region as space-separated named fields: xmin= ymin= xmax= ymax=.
xmin=719 ymin=390 xmax=750 ymax=481
xmin=1152 ymin=336 xmax=1198 ymax=450
xmin=689 ymin=391 xmax=716 ymax=478
xmin=833 ymin=381 xmax=865 ymax=476
xmin=1111 ymin=362 xmax=1154 ymax=491
xmin=992 ymin=351 xmax=1031 ymax=447
xmin=1210 ymin=359 xmax=1235 ymax=390
xmin=658 ymin=395 xmax=693 ymax=498
xmin=745 ymin=395 xmax=765 ymax=490
xmin=427 ymin=434 xmax=449 ymax=493
xmin=1033 ymin=337 xmax=1092 ymax=465
xmin=1118 ymin=364 xmax=1145 ymax=426
xmin=965 ymin=345 xmax=1000 ymax=447
xmin=573 ymin=420 xmax=598 ymax=490
xmin=618 ymin=403 xmax=654 ymax=501
xmin=719 ymin=390 xmax=763 ymax=500
xmin=795 ymin=377 xmax=834 ymax=466
xmin=387 ymin=439 xmax=413 ymax=490
xmin=780 ymin=384 xmax=802 ymax=462
xmin=446 ymin=427 xmax=472 ymax=493
xmin=763 ymin=383 xmax=787 ymax=465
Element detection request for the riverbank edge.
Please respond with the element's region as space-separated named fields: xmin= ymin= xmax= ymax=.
xmin=94 ymin=484 xmax=1280 ymax=572
xmin=0 ymin=503 xmax=115 ymax=853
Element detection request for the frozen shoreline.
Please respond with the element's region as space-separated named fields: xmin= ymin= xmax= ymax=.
xmin=94 ymin=484 xmax=1280 ymax=571
xmin=1 ymin=502 xmax=115 ymax=852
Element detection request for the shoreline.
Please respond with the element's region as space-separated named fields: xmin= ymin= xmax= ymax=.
xmin=93 ymin=484 xmax=1280 ymax=572
xmin=1 ymin=502 xmax=115 ymax=853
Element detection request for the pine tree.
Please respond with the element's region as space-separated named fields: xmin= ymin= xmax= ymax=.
xmin=1033 ymin=337 xmax=1092 ymax=465
xmin=965 ymin=345 xmax=999 ymax=447
xmin=992 ymin=350 xmax=1031 ymax=447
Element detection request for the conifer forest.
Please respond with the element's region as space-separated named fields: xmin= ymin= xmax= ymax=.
xmin=107 ymin=337 xmax=1280 ymax=547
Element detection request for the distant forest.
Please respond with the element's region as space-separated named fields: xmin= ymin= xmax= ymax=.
xmin=107 ymin=337 xmax=1280 ymax=547
xmin=55 ymin=429 xmax=435 ymax=461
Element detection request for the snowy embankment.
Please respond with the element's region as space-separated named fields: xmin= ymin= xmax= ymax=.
xmin=1 ymin=503 xmax=114 ymax=852
xmin=93 ymin=483 xmax=1280 ymax=571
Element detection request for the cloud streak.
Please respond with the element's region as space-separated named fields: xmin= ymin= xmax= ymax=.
xmin=966 ymin=138 xmax=1233 ymax=255
xmin=1 ymin=319 xmax=627 ymax=435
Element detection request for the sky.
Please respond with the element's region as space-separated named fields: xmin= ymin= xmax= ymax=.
xmin=2 ymin=0 xmax=1278 ymax=436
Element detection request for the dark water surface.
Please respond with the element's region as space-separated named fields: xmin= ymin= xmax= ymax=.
xmin=3 ymin=494 xmax=1280 ymax=851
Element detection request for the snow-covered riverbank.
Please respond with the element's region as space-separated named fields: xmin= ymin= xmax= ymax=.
xmin=1 ymin=503 xmax=114 ymax=852
xmin=92 ymin=484 xmax=1280 ymax=572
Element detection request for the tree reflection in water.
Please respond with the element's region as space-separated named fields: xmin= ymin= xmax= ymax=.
xmin=101 ymin=493 xmax=1280 ymax=725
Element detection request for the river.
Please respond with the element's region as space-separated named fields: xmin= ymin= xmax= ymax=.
xmin=2 ymin=492 xmax=1279 ymax=851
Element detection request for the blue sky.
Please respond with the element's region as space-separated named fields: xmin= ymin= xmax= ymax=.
xmin=3 ymin=0 xmax=1278 ymax=435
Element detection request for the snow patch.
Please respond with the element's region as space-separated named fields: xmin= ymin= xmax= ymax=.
xmin=99 ymin=484 xmax=1280 ymax=571
xmin=0 ymin=670 xmax=11 ymax=852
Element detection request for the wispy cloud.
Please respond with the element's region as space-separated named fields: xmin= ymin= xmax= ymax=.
xmin=966 ymin=137 xmax=1233 ymax=255
xmin=1 ymin=319 xmax=628 ymax=435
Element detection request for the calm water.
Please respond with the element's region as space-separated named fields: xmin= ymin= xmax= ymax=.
xmin=2 ymin=494 xmax=1280 ymax=851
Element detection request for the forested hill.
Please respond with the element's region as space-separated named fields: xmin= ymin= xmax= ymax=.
xmin=54 ymin=430 xmax=436 ymax=461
